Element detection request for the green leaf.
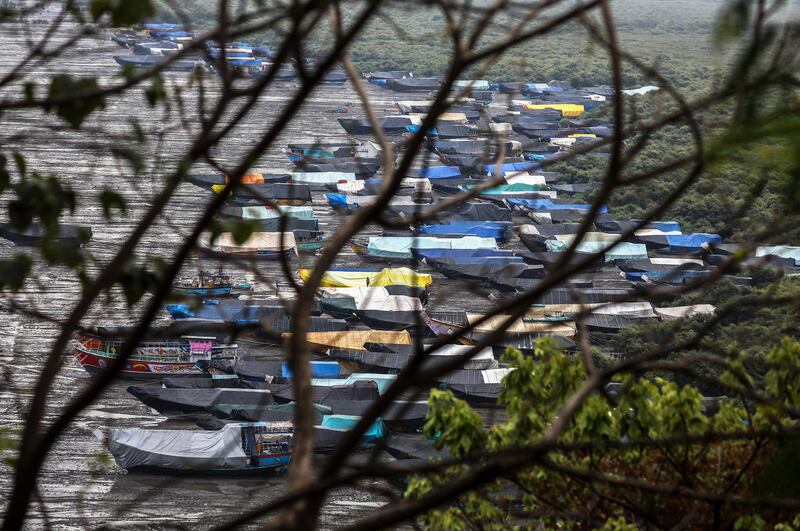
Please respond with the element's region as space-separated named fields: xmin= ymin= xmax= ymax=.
xmin=0 ymin=154 xmax=9 ymax=193
xmin=713 ymin=0 xmax=750 ymax=49
xmin=45 ymin=75 xmax=105 ymax=129
xmin=41 ymin=238 xmax=85 ymax=268
xmin=90 ymin=0 xmax=154 ymax=26
xmin=0 ymin=254 xmax=32 ymax=291
xmin=145 ymin=75 xmax=166 ymax=107
xmin=228 ymin=220 xmax=260 ymax=246
xmin=110 ymin=146 xmax=144 ymax=174
xmin=12 ymin=152 xmax=25 ymax=178
xmin=99 ymin=188 xmax=127 ymax=219
xmin=22 ymin=82 xmax=35 ymax=103
xmin=118 ymin=262 xmax=161 ymax=307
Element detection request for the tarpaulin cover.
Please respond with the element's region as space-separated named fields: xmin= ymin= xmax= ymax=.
xmin=300 ymin=267 xmax=433 ymax=288
xmin=225 ymin=359 xmax=337 ymax=380
xmin=366 ymin=236 xmax=497 ymax=259
xmin=655 ymin=305 xmax=716 ymax=320
xmin=484 ymin=162 xmax=538 ymax=176
xmin=554 ymin=232 xmax=619 ymax=244
xmin=433 ymin=124 xmax=474 ymax=138
xmin=453 ymin=80 xmax=490 ymax=90
xmin=508 ymin=199 xmax=606 ymax=212
xmin=320 ymin=415 xmax=385 ymax=439
xmin=412 ymin=248 xmax=515 ymax=261
xmin=387 ymin=78 xmax=440 ymax=91
xmin=102 ymin=425 xmax=248 ymax=470
xmin=418 ymin=166 xmax=461 ymax=179
xmin=756 ymin=246 xmax=800 ymax=265
xmin=199 ymin=232 xmax=296 ymax=253
xmin=505 ymin=174 xmax=547 ymax=186
xmin=330 ymin=344 xmax=496 ymax=370
xmin=472 ymin=183 xmax=542 ymax=195
xmin=665 ymin=234 xmax=722 ymax=249
xmin=418 ymin=222 xmax=511 ymax=239
xmin=165 ymin=300 xmax=286 ymax=321
xmin=649 ymin=221 xmax=681 ymax=232
xmin=545 ymin=240 xmax=648 ymax=261
xmin=305 ymin=374 xmax=397 ymax=395
xmin=214 ymin=183 xmax=312 ymax=202
xmin=320 ymin=286 xmax=391 ymax=301
xmin=524 ymin=103 xmax=584 ymax=117
xmin=450 ymin=202 xmax=513 ymax=222
xmin=295 ymin=330 xmax=413 ymax=351
xmin=465 ymin=314 xmax=576 ymax=336
xmin=281 ymin=361 xmax=339 ymax=378
xmin=291 ymin=172 xmax=356 ymax=185
xmin=344 ymin=294 xmax=423 ymax=312
xmin=222 ymin=205 xmax=316 ymax=220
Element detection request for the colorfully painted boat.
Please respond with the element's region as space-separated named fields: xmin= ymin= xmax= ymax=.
xmin=71 ymin=328 xmax=238 ymax=379
xmin=170 ymin=268 xmax=252 ymax=298
xmin=96 ymin=422 xmax=292 ymax=475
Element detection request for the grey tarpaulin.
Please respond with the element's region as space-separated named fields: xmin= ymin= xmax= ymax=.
xmin=99 ymin=425 xmax=248 ymax=471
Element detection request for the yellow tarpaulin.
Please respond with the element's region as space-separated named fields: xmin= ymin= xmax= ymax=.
xmin=298 ymin=267 xmax=433 ymax=288
xmin=524 ymin=103 xmax=584 ymax=118
xmin=283 ymin=330 xmax=413 ymax=351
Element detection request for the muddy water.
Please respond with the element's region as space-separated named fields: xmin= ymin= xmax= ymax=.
xmin=0 ymin=20 xmax=519 ymax=529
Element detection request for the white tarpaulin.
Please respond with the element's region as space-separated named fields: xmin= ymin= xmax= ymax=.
xmin=100 ymin=425 xmax=248 ymax=471
xmin=320 ymin=287 xmax=391 ymax=302
xmin=505 ymin=174 xmax=547 ymax=186
xmin=354 ymin=295 xmax=424 ymax=311
xmin=655 ymin=305 xmax=716 ymax=320
xmin=199 ymin=232 xmax=297 ymax=253
xmin=292 ymin=172 xmax=356 ymax=185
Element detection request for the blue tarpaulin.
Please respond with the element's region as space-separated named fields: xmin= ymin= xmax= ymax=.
xmin=366 ymin=236 xmax=498 ymax=259
xmin=320 ymin=415 xmax=385 ymax=441
xmin=418 ymin=222 xmax=512 ymax=240
xmin=281 ymin=361 xmax=340 ymax=378
xmin=418 ymin=166 xmax=462 ymax=179
xmin=648 ymin=221 xmax=681 ymax=232
xmin=508 ymin=199 xmax=607 ymax=212
xmin=665 ymin=234 xmax=722 ymax=250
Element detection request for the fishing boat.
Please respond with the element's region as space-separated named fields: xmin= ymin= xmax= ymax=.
xmin=96 ymin=422 xmax=292 ymax=475
xmin=197 ymin=231 xmax=298 ymax=260
xmin=285 ymin=330 xmax=413 ymax=351
xmin=320 ymin=294 xmax=427 ymax=330
xmin=113 ymin=54 xmax=205 ymax=71
xmin=318 ymin=286 xmax=429 ymax=319
xmin=223 ymin=183 xmax=313 ymax=206
xmin=351 ymin=236 xmax=498 ymax=263
xmin=338 ymin=116 xmax=421 ymax=136
xmin=298 ymin=266 xmax=433 ymax=288
xmin=424 ymin=311 xmax=576 ymax=350
xmin=170 ymin=268 xmax=252 ymax=298
xmin=187 ymin=172 xmax=291 ymax=191
xmin=0 ymin=223 xmax=92 ymax=246
xmin=71 ymin=327 xmax=238 ymax=379
xmin=294 ymin=229 xmax=325 ymax=253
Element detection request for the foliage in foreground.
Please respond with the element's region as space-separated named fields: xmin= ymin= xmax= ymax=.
xmin=409 ymin=339 xmax=800 ymax=529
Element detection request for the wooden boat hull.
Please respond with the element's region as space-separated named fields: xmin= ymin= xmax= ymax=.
xmin=74 ymin=347 xmax=205 ymax=379
xmin=123 ymin=458 xmax=290 ymax=476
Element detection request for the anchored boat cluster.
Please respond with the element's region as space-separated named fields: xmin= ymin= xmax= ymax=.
xmin=76 ymin=23 xmax=800 ymax=476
